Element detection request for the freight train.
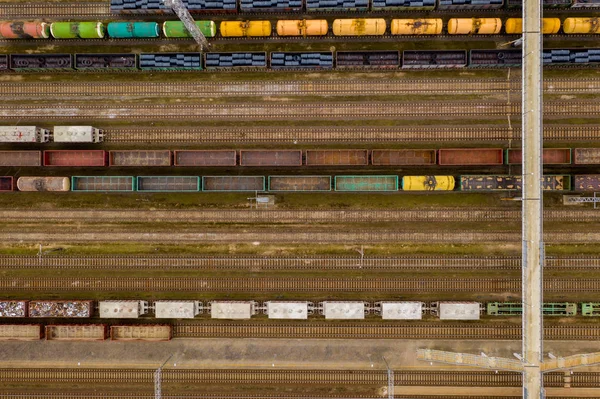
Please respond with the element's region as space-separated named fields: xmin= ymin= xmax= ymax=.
xmin=1 ymin=18 xmax=600 ymax=40
xmin=0 ymin=174 xmax=596 ymax=192
xmin=2 ymin=48 xmax=599 ymax=72
xmin=110 ymin=0 xmax=600 ymax=12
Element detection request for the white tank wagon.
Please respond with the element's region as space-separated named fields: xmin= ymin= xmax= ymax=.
xmin=319 ymin=301 xmax=370 ymax=320
xmin=375 ymin=301 xmax=425 ymax=320
xmin=17 ymin=176 xmax=70 ymax=192
xmin=0 ymin=300 xmax=28 ymax=317
xmin=154 ymin=301 xmax=203 ymax=319
xmin=53 ymin=126 xmax=104 ymax=143
xmin=431 ymin=301 xmax=482 ymax=320
xmin=99 ymin=300 xmax=148 ymax=319
xmin=264 ymin=301 xmax=314 ymax=320
xmin=0 ymin=126 xmax=50 ymax=143
xmin=208 ymin=301 xmax=259 ymax=319
xmin=28 ymin=300 xmax=93 ymax=318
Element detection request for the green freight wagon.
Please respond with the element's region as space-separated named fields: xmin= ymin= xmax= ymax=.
xmin=487 ymin=302 xmax=577 ymax=316
xmin=50 ymin=22 xmax=105 ymax=39
xmin=334 ymin=176 xmax=398 ymax=192
xmin=582 ymin=303 xmax=600 ymax=316
xmin=136 ymin=176 xmax=200 ymax=192
xmin=162 ymin=21 xmax=217 ymax=38
xmin=107 ymin=22 xmax=159 ymax=38
xmin=71 ymin=176 xmax=135 ymax=192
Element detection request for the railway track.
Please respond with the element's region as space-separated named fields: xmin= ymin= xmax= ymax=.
xmin=1 ymin=276 xmax=599 ymax=292
xmin=2 ymin=209 xmax=598 ymax=224
xmin=1 ymin=101 xmax=599 ymax=120
xmin=1 ymin=255 xmax=599 ymax=271
xmin=0 ymin=79 xmax=598 ymax=99
xmin=102 ymin=124 xmax=600 ymax=143
xmin=0 ymin=2 xmax=112 ymax=18
xmin=1 ymin=229 xmax=599 ymax=244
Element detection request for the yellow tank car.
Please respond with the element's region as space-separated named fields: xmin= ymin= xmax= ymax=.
xmin=563 ymin=18 xmax=600 ymax=34
xmin=402 ymin=176 xmax=455 ymax=191
xmin=505 ymin=18 xmax=560 ymax=34
xmin=332 ymin=19 xmax=386 ymax=36
xmin=219 ymin=21 xmax=272 ymax=37
xmin=447 ymin=18 xmax=502 ymax=35
xmin=276 ymin=20 xmax=328 ymax=36
xmin=391 ymin=19 xmax=442 ymax=35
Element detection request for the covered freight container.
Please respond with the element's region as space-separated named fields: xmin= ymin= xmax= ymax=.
xmin=447 ymin=18 xmax=502 ymax=35
xmin=574 ymin=175 xmax=600 ymax=191
xmin=504 ymin=18 xmax=561 ymax=34
xmin=335 ymin=176 xmax=398 ymax=192
xmin=0 ymin=151 xmax=41 ymax=166
xmin=431 ymin=301 xmax=481 ymax=320
xmin=402 ymin=50 xmax=467 ymax=68
xmin=306 ymin=0 xmax=368 ymax=11
xmin=10 ymin=54 xmax=73 ymax=71
xmin=0 ymin=300 xmax=27 ymax=317
xmin=268 ymin=175 xmax=331 ymax=192
xmin=219 ymin=21 xmax=272 ymax=37
xmin=0 ymin=324 xmax=42 ymax=341
xmin=75 ymin=53 xmax=137 ymax=71
xmin=439 ymin=0 xmax=503 ymax=8
xmin=109 ymin=150 xmax=171 ymax=166
xmin=209 ymin=301 xmax=258 ymax=319
xmin=270 ymin=52 xmax=333 ymax=69
xmin=99 ymin=301 xmax=149 ymax=319
xmin=17 ymin=177 xmax=70 ymax=192
xmin=506 ymin=148 xmax=571 ymax=165
xmin=136 ymin=176 xmax=200 ymax=192
xmin=469 ymin=49 xmax=522 ymax=68
xmin=43 ymin=150 xmax=106 ymax=167
xmin=154 ymin=301 xmax=202 ymax=319
xmin=111 ymin=0 xmax=236 ymax=13
xmin=53 ymin=126 xmax=103 ymax=143
xmin=401 ymin=176 xmax=455 ymax=191
xmin=110 ymin=325 xmax=172 ymax=341
xmin=438 ymin=148 xmax=503 ymax=165
xmin=375 ymin=301 xmax=424 ymax=320
xmin=239 ymin=150 xmax=302 ymax=166
xmin=0 ymin=21 xmax=50 ymax=39
xmin=204 ymin=52 xmax=267 ymax=69
xmin=0 ymin=177 xmax=13 ymax=192
xmin=174 ymin=150 xmax=236 ymax=166
xmin=574 ymin=148 xmax=600 ymax=164
xmin=264 ymin=301 xmax=313 ymax=320
xmin=202 ymin=176 xmax=265 ymax=192
xmin=372 ymin=149 xmax=436 ymax=165
xmin=373 ymin=0 xmax=435 ymax=10
xmin=28 ymin=300 xmax=93 ymax=318
xmin=50 ymin=22 xmax=106 ymax=39
xmin=332 ymin=19 xmax=386 ymax=36
xmin=45 ymin=324 xmax=108 ymax=341
xmin=391 ymin=19 xmax=442 ymax=35
xmin=306 ymin=149 xmax=368 ymax=166
xmin=572 ymin=0 xmax=600 ymax=7
xmin=71 ymin=176 xmax=135 ymax=192
xmin=162 ymin=21 xmax=217 ymax=38
xmin=139 ymin=53 xmax=202 ymax=71
xmin=563 ymin=18 xmax=600 ymax=34
xmin=276 ymin=20 xmax=328 ymax=36
xmin=335 ymin=51 xmax=399 ymax=69
xmin=107 ymin=22 xmax=159 ymax=38
xmin=240 ymin=0 xmax=302 ymax=11
xmin=319 ymin=301 xmax=368 ymax=319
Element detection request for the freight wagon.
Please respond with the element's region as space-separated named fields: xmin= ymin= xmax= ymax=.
xmin=0 ymin=126 xmax=102 ymax=143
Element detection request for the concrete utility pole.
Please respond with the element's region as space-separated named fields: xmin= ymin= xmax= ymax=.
xmin=155 ymin=354 xmax=174 ymax=399
xmin=416 ymin=0 xmax=600 ymax=394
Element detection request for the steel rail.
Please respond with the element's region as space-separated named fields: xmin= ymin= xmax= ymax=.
xmin=0 ymin=276 xmax=598 ymax=292
xmin=0 ymin=79 xmax=598 ymax=98
xmin=0 ymin=230 xmax=598 ymax=244
xmin=1 ymin=209 xmax=598 ymax=223
xmin=1 ymin=255 xmax=598 ymax=271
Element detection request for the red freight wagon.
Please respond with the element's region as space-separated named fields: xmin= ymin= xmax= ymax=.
xmin=174 ymin=150 xmax=236 ymax=166
xmin=240 ymin=150 xmax=303 ymax=167
xmin=305 ymin=150 xmax=368 ymax=166
xmin=0 ymin=177 xmax=13 ymax=192
xmin=506 ymin=148 xmax=571 ymax=165
xmin=371 ymin=149 xmax=436 ymax=165
xmin=438 ymin=148 xmax=504 ymax=165
xmin=43 ymin=150 xmax=106 ymax=167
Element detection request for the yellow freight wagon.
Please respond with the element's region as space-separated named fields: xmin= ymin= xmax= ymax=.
xmin=504 ymin=18 xmax=561 ymax=34
xmin=402 ymin=176 xmax=455 ymax=191
xmin=447 ymin=18 xmax=502 ymax=35
xmin=276 ymin=20 xmax=328 ymax=36
xmin=563 ymin=18 xmax=600 ymax=34
xmin=220 ymin=21 xmax=272 ymax=37
xmin=391 ymin=19 xmax=442 ymax=35
xmin=332 ymin=19 xmax=386 ymax=36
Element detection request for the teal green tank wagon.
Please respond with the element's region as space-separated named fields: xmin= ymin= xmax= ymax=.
xmin=107 ymin=22 xmax=159 ymax=38
xmin=50 ymin=22 xmax=105 ymax=39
